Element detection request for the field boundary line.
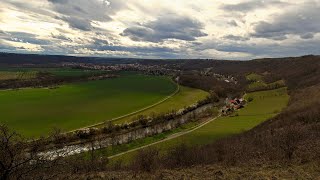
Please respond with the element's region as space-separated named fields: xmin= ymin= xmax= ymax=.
xmin=108 ymin=114 xmax=221 ymax=159
xmin=67 ymin=81 xmax=180 ymax=133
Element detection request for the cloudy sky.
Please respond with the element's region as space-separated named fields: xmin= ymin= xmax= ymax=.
xmin=0 ymin=0 xmax=319 ymax=59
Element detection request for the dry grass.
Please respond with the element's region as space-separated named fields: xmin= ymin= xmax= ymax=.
xmin=67 ymin=163 xmax=320 ymax=180
xmin=0 ymin=71 xmax=37 ymax=80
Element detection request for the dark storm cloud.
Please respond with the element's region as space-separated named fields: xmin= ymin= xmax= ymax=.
xmin=0 ymin=40 xmax=18 ymax=51
xmin=300 ymin=33 xmax=314 ymax=39
xmin=51 ymin=33 xmax=72 ymax=41
xmin=0 ymin=31 xmax=50 ymax=45
xmin=88 ymin=39 xmax=173 ymax=53
xmin=121 ymin=14 xmax=207 ymax=43
xmin=197 ymin=37 xmax=320 ymax=59
xmin=3 ymin=0 xmax=55 ymax=18
xmin=47 ymin=0 xmax=66 ymax=4
xmin=223 ymin=35 xmax=249 ymax=41
xmin=92 ymin=38 xmax=109 ymax=46
xmin=221 ymin=0 xmax=289 ymax=12
xmin=251 ymin=2 xmax=320 ymax=40
xmin=99 ymin=45 xmax=174 ymax=54
xmin=60 ymin=16 xmax=93 ymax=31
xmin=227 ymin=20 xmax=238 ymax=27
xmin=0 ymin=30 xmax=6 ymax=35
xmin=86 ymin=38 xmax=178 ymax=57
xmin=48 ymin=0 xmax=126 ymax=31
xmin=48 ymin=0 xmax=111 ymax=21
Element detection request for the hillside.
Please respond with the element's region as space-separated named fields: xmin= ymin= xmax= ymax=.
xmin=114 ymin=56 xmax=320 ymax=177
xmin=0 ymin=52 xmax=136 ymax=65
xmin=1 ymin=55 xmax=320 ymax=179
xmin=91 ymin=56 xmax=320 ymax=178
xmin=2 ymin=0 xmax=320 ymax=178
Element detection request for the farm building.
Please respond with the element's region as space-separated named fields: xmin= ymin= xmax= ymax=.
xmin=221 ymin=98 xmax=246 ymax=115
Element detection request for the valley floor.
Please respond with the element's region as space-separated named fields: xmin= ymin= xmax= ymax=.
xmin=103 ymin=88 xmax=289 ymax=164
xmin=0 ymin=73 xmax=176 ymax=137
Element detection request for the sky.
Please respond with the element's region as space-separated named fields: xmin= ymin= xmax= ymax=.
xmin=0 ymin=0 xmax=319 ymax=60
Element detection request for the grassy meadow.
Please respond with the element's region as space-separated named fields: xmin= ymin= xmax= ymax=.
xmin=45 ymin=68 xmax=107 ymax=77
xmin=165 ymin=87 xmax=289 ymax=146
xmin=0 ymin=73 xmax=179 ymax=137
xmin=112 ymin=86 xmax=209 ymax=124
xmin=0 ymin=67 xmax=107 ymax=78
xmin=109 ymin=87 xmax=289 ymax=163
xmin=0 ymin=71 xmax=37 ymax=80
xmin=246 ymin=73 xmax=285 ymax=91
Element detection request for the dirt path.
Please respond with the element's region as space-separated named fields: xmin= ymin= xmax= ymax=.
xmin=108 ymin=114 xmax=220 ymax=159
xmin=67 ymin=83 xmax=180 ymax=134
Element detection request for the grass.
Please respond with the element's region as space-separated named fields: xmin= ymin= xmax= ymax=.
xmin=112 ymin=86 xmax=209 ymax=124
xmin=246 ymin=73 xmax=285 ymax=91
xmin=85 ymin=122 xmax=200 ymax=159
xmin=246 ymin=73 xmax=263 ymax=82
xmin=171 ymin=88 xmax=289 ymax=146
xmin=0 ymin=73 xmax=178 ymax=137
xmin=45 ymin=68 xmax=107 ymax=77
xmin=0 ymin=71 xmax=37 ymax=80
xmin=0 ymin=67 xmax=107 ymax=78
xmin=109 ymin=87 xmax=289 ymax=164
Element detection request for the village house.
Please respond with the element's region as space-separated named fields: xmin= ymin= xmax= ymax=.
xmin=221 ymin=98 xmax=246 ymax=115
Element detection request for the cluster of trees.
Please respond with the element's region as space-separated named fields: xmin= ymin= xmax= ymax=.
xmin=246 ymin=80 xmax=286 ymax=92
xmin=0 ymin=125 xmax=110 ymax=180
xmin=127 ymin=85 xmax=320 ymax=172
xmin=50 ymin=96 xmax=218 ymax=146
xmin=178 ymin=72 xmax=246 ymax=98
xmin=118 ymin=56 xmax=320 ymax=173
xmin=1 ymin=119 xmax=130 ymax=179
xmin=130 ymin=68 xmax=178 ymax=77
xmin=0 ymin=71 xmax=116 ymax=89
xmin=0 ymin=98 xmax=219 ymax=179
xmin=2 ymin=55 xmax=320 ymax=178
xmin=179 ymin=56 xmax=320 ymax=89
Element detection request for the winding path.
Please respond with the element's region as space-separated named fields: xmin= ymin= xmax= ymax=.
xmin=108 ymin=114 xmax=221 ymax=159
xmin=67 ymin=82 xmax=180 ymax=133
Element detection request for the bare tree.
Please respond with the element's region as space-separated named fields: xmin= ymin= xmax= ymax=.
xmin=0 ymin=125 xmax=65 ymax=179
xmin=132 ymin=147 xmax=161 ymax=172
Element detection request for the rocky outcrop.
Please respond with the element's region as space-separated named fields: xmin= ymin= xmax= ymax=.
xmin=41 ymin=104 xmax=214 ymax=159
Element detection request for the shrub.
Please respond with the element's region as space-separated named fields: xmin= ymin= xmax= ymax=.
xmin=132 ymin=147 xmax=161 ymax=172
xmin=209 ymin=90 xmax=220 ymax=102
xmin=76 ymin=129 xmax=90 ymax=139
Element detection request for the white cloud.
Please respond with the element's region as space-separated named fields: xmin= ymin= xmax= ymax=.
xmin=0 ymin=0 xmax=319 ymax=59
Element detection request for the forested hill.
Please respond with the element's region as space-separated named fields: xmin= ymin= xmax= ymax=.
xmin=0 ymin=52 xmax=136 ymax=65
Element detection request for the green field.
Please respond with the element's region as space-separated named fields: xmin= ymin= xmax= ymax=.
xmin=0 ymin=71 xmax=37 ymax=80
xmin=0 ymin=67 xmax=107 ymax=78
xmin=246 ymin=73 xmax=285 ymax=91
xmin=110 ymin=87 xmax=289 ymax=163
xmin=44 ymin=68 xmax=107 ymax=77
xmin=0 ymin=73 xmax=180 ymax=137
xmin=246 ymin=73 xmax=264 ymax=82
xmin=112 ymin=86 xmax=209 ymax=124
xmin=163 ymin=88 xmax=289 ymax=146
